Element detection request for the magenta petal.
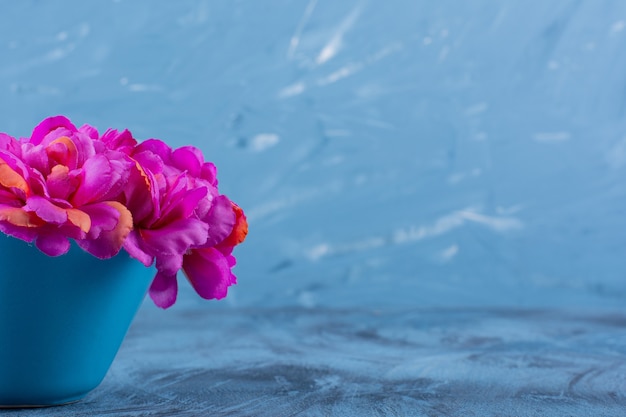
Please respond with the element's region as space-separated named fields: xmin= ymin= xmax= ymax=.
xmin=0 ymin=189 xmax=19 ymax=204
xmin=123 ymin=230 xmax=154 ymax=266
xmin=21 ymin=144 xmax=49 ymax=178
xmin=24 ymin=196 xmax=67 ymax=224
xmin=45 ymin=138 xmax=78 ymax=169
xmin=131 ymin=149 xmax=166 ymax=190
xmin=155 ymin=253 xmax=183 ymax=276
xmin=46 ymin=166 xmax=77 ymax=199
xmin=149 ymin=270 xmax=178 ymax=309
xmin=171 ymin=146 xmax=203 ymax=176
xmin=141 ymin=217 xmax=209 ymax=256
xmin=35 ymin=232 xmax=71 ymax=257
xmin=201 ymin=195 xmax=236 ymax=247
xmin=101 ymin=153 xmax=133 ymax=200
xmin=0 ymin=150 xmax=31 ymax=183
xmin=226 ymin=254 xmax=236 ymax=268
xmin=134 ymin=139 xmax=172 ymax=162
xmin=194 ymin=187 xmax=215 ymax=220
xmin=78 ymin=124 xmax=99 ymax=139
xmin=182 ymin=247 xmax=235 ymax=300
xmin=160 ymin=182 xmax=207 ymax=224
xmin=77 ymin=201 xmax=132 ymax=259
xmin=0 ymin=133 xmax=20 ymax=155
xmin=79 ymin=202 xmax=119 ymax=238
xmin=69 ymin=132 xmax=96 ymax=166
xmin=100 ymin=128 xmax=136 ymax=153
xmin=0 ymin=222 xmax=37 ymax=242
xmin=123 ymin=164 xmax=158 ymax=224
xmin=200 ymin=162 xmax=218 ymax=186
xmin=71 ymin=155 xmax=115 ymax=206
xmin=30 ymin=116 xmax=77 ymax=146
xmin=76 ymin=233 xmax=122 ymax=259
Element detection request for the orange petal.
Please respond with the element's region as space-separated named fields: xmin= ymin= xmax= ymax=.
xmin=0 ymin=206 xmax=43 ymax=227
xmin=105 ymin=201 xmax=134 ymax=247
xmin=46 ymin=136 xmax=78 ymax=167
xmin=67 ymin=208 xmax=91 ymax=233
xmin=221 ymin=202 xmax=248 ymax=247
xmin=50 ymin=164 xmax=70 ymax=177
xmin=0 ymin=158 xmax=29 ymax=195
xmin=135 ymin=160 xmax=152 ymax=190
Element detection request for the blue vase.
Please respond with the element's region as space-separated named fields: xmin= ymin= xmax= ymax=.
xmin=0 ymin=235 xmax=154 ymax=407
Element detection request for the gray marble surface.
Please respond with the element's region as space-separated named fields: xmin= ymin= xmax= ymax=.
xmin=3 ymin=305 xmax=626 ymax=416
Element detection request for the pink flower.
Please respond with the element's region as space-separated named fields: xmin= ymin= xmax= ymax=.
xmin=119 ymin=139 xmax=246 ymax=308
xmin=183 ymin=201 xmax=248 ymax=301
xmin=0 ymin=116 xmax=248 ymax=309
xmin=0 ymin=116 xmax=134 ymax=258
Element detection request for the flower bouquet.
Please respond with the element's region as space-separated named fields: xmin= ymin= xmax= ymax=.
xmin=0 ymin=116 xmax=247 ymax=406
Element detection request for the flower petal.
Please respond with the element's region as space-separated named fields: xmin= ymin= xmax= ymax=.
xmin=0 ymin=222 xmax=37 ymax=242
xmin=140 ymin=217 xmax=209 ymax=256
xmin=123 ymin=230 xmax=154 ymax=266
xmin=217 ymin=201 xmax=248 ymax=249
xmin=182 ymin=247 xmax=235 ymax=300
xmin=67 ymin=208 xmax=91 ymax=234
xmin=158 ymin=179 xmax=207 ymax=225
xmin=133 ymin=138 xmax=171 ymax=162
xmin=155 ymin=253 xmax=183 ymax=277
xmin=47 ymin=164 xmax=77 ymax=199
xmin=77 ymin=201 xmax=133 ymax=259
xmin=35 ymin=232 xmax=71 ymax=257
xmin=71 ymin=154 xmax=115 ymax=206
xmin=171 ymin=146 xmax=203 ymax=176
xmin=201 ymin=195 xmax=235 ymax=247
xmin=0 ymin=189 xmax=20 ymax=205
xmin=0 ymin=155 xmax=30 ymax=195
xmin=78 ymin=124 xmax=99 ymax=139
xmin=29 ymin=116 xmax=77 ymax=146
xmin=46 ymin=136 xmax=78 ymax=169
xmin=148 ymin=270 xmax=178 ymax=309
xmin=200 ymin=162 xmax=218 ymax=186
xmin=0 ymin=133 xmax=20 ymax=154
xmin=20 ymin=143 xmax=49 ymax=175
xmin=24 ymin=196 xmax=67 ymax=224
xmin=123 ymin=161 xmax=158 ymax=224
xmin=0 ymin=206 xmax=44 ymax=228
xmin=100 ymin=128 xmax=136 ymax=153
xmin=78 ymin=202 xmax=119 ymax=237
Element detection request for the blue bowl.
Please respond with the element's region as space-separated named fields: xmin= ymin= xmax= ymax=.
xmin=0 ymin=236 xmax=154 ymax=407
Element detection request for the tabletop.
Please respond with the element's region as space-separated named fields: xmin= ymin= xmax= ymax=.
xmin=1 ymin=1 xmax=626 ymax=416
xmin=3 ymin=304 xmax=626 ymax=416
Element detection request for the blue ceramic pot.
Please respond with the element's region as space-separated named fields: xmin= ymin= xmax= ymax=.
xmin=0 ymin=236 xmax=154 ymax=407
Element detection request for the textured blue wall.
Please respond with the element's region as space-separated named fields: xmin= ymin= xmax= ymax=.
xmin=1 ymin=1 xmax=624 ymax=310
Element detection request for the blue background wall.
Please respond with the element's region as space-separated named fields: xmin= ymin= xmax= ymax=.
xmin=1 ymin=0 xmax=625 ymax=310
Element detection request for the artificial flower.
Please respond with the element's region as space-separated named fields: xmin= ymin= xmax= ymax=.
xmin=0 ymin=116 xmax=247 ymax=308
